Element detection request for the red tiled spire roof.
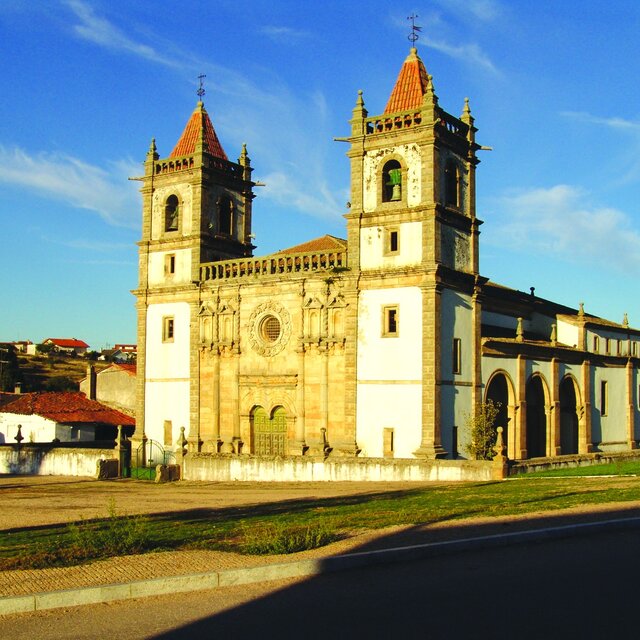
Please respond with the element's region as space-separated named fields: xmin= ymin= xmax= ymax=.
xmin=170 ymin=102 xmax=228 ymax=160
xmin=384 ymin=47 xmax=430 ymax=114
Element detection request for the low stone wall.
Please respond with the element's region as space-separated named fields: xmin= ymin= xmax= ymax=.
xmin=0 ymin=445 xmax=116 ymax=478
xmin=183 ymin=454 xmax=494 ymax=482
xmin=510 ymin=450 xmax=640 ymax=475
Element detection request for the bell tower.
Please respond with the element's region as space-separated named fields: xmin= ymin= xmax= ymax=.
xmin=346 ymin=45 xmax=484 ymax=460
xmin=135 ymin=99 xmax=256 ymax=449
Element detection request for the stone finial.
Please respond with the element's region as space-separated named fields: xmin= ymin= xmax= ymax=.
xmin=516 ymin=317 xmax=524 ymax=342
xmin=15 ymin=424 xmax=24 ymax=445
xmin=239 ymin=143 xmax=251 ymax=167
xmin=177 ymin=426 xmax=188 ymax=458
xmin=352 ymin=89 xmax=367 ymax=117
xmin=578 ymin=302 xmax=585 ymax=317
xmin=623 ymin=313 xmax=629 ymax=327
xmin=550 ymin=323 xmax=557 ymax=345
xmin=461 ymin=97 xmax=474 ymax=124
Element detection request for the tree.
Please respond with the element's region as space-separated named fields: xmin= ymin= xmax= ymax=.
xmin=0 ymin=346 xmax=20 ymax=392
xmin=465 ymin=400 xmax=501 ymax=461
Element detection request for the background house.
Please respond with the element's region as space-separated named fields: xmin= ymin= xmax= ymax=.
xmin=0 ymin=391 xmax=134 ymax=443
xmin=42 ymin=338 xmax=90 ymax=356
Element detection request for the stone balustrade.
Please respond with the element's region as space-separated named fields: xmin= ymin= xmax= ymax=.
xmin=200 ymin=250 xmax=347 ymax=282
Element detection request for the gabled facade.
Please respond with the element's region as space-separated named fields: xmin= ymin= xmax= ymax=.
xmin=134 ymin=46 xmax=640 ymax=464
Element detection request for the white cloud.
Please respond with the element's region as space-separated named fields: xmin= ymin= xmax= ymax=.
xmin=260 ymin=25 xmax=312 ymax=44
xmin=0 ymin=146 xmax=140 ymax=228
xmin=561 ymin=111 xmax=640 ymax=133
xmin=426 ymin=38 xmax=499 ymax=75
xmin=65 ymin=0 xmax=179 ymax=68
xmin=487 ymin=184 xmax=640 ymax=271
xmin=58 ymin=3 xmax=344 ymax=223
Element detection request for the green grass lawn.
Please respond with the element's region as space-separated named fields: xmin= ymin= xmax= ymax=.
xmin=526 ymin=460 xmax=640 ymax=477
xmin=1 ymin=471 xmax=639 ymax=570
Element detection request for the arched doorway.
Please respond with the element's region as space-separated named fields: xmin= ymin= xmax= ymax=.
xmin=251 ymin=405 xmax=287 ymax=456
xmin=485 ymin=373 xmax=511 ymax=455
xmin=526 ymin=376 xmax=547 ymax=458
xmin=559 ymin=377 xmax=579 ymax=455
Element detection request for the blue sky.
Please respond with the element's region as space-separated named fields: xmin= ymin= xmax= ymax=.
xmin=1 ymin=0 xmax=639 ymax=349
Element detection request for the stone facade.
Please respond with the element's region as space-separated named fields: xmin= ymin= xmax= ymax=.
xmin=133 ymin=47 xmax=640 ymax=468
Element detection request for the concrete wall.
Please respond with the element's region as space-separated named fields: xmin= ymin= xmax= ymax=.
xmin=183 ymin=453 xmax=494 ymax=482
xmin=0 ymin=446 xmax=115 ymax=477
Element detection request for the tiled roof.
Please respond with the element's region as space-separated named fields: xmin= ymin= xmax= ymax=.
xmin=169 ymin=101 xmax=228 ymax=160
xmin=113 ymin=363 xmax=137 ymax=376
xmin=0 ymin=392 xmax=135 ymax=426
xmin=44 ymin=338 xmax=89 ymax=349
xmin=384 ymin=47 xmax=430 ymax=114
xmin=276 ymin=235 xmax=347 ymax=254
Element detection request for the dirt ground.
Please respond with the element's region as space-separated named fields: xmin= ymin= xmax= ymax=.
xmin=0 ymin=475 xmax=437 ymax=530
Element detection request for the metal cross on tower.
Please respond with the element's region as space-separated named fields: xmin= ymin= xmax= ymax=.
xmin=407 ymin=13 xmax=422 ymax=44
xmin=197 ymin=74 xmax=206 ymax=99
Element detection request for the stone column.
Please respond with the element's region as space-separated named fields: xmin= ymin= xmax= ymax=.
xmin=516 ymin=354 xmax=527 ymax=459
xmin=626 ymin=358 xmax=637 ymax=449
xmin=579 ymin=359 xmax=593 ymax=454
xmin=550 ymin=357 xmax=561 ymax=456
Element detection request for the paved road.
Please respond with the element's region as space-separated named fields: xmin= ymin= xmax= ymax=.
xmin=2 ymin=527 xmax=639 ymax=639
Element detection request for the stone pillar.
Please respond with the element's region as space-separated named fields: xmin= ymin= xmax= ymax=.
xmin=295 ymin=346 xmax=307 ymax=454
xmin=516 ymin=354 xmax=527 ymax=459
xmin=550 ymin=358 xmax=561 ymax=456
xmin=579 ymin=359 xmax=594 ymax=454
xmin=626 ymin=358 xmax=637 ymax=449
xmin=414 ymin=282 xmax=446 ymax=459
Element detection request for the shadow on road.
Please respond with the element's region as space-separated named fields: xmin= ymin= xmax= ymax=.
xmin=149 ymin=504 xmax=640 ymax=639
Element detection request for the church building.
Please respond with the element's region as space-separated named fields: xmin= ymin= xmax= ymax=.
xmin=133 ymin=46 xmax=640 ymax=466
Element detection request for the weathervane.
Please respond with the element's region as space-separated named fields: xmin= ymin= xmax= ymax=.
xmin=407 ymin=13 xmax=422 ymax=44
xmin=197 ymin=74 xmax=206 ymax=100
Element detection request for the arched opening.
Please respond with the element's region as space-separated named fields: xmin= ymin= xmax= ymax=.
xmin=559 ymin=377 xmax=579 ymax=455
xmin=164 ymin=194 xmax=179 ymax=232
xmin=444 ymin=160 xmax=460 ymax=208
xmin=526 ymin=376 xmax=547 ymax=458
xmin=251 ymin=405 xmax=287 ymax=456
xmin=485 ymin=374 xmax=509 ymax=453
xmin=218 ymin=196 xmax=233 ymax=235
xmin=382 ymin=160 xmax=402 ymax=202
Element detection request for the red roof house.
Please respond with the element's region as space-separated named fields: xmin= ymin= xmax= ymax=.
xmin=0 ymin=391 xmax=134 ymax=443
xmin=42 ymin=338 xmax=90 ymax=355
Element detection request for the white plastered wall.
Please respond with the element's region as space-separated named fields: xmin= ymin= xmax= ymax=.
xmin=145 ymin=301 xmax=191 ymax=447
xmin=356 ymin=286 xmax=422 ymax=458
xmin=148 ymin=248 xmax=193 ymax=286
xmin=359 ymin=221 xmax=422 ymax=270
xmin=440 ymin=289 xmax=474 ymax=456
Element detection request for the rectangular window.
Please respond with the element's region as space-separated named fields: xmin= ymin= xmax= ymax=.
xmin=382 ymin=305 xmax=399 ymax=337
xmin=605 ymin=338 xmax=611 ymax=355
xmin=633 ymin=342 xmax=638 ymax=357
xmin=383 ymin=428 xmax=394 ymax=458
xmin=162 ymin=316 xmax=175 ymax=343
xmin=617 ymin=340 xmax=622 ymax=356
xmin=593 ymin=336 xmax=600 ymax=353
xmin=385 ymin=228 xmax=399 ymax=255
xmin=600 ymin=380 xmax=608 ymax=416
xmin=452 ymin=338 xmax=462 ymax=375
xmin=165 ymin=253 xmax=176 ymax=276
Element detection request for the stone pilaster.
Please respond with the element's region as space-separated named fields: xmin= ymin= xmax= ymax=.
xmin=580 ymin=359 xmax=594 ymax=454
